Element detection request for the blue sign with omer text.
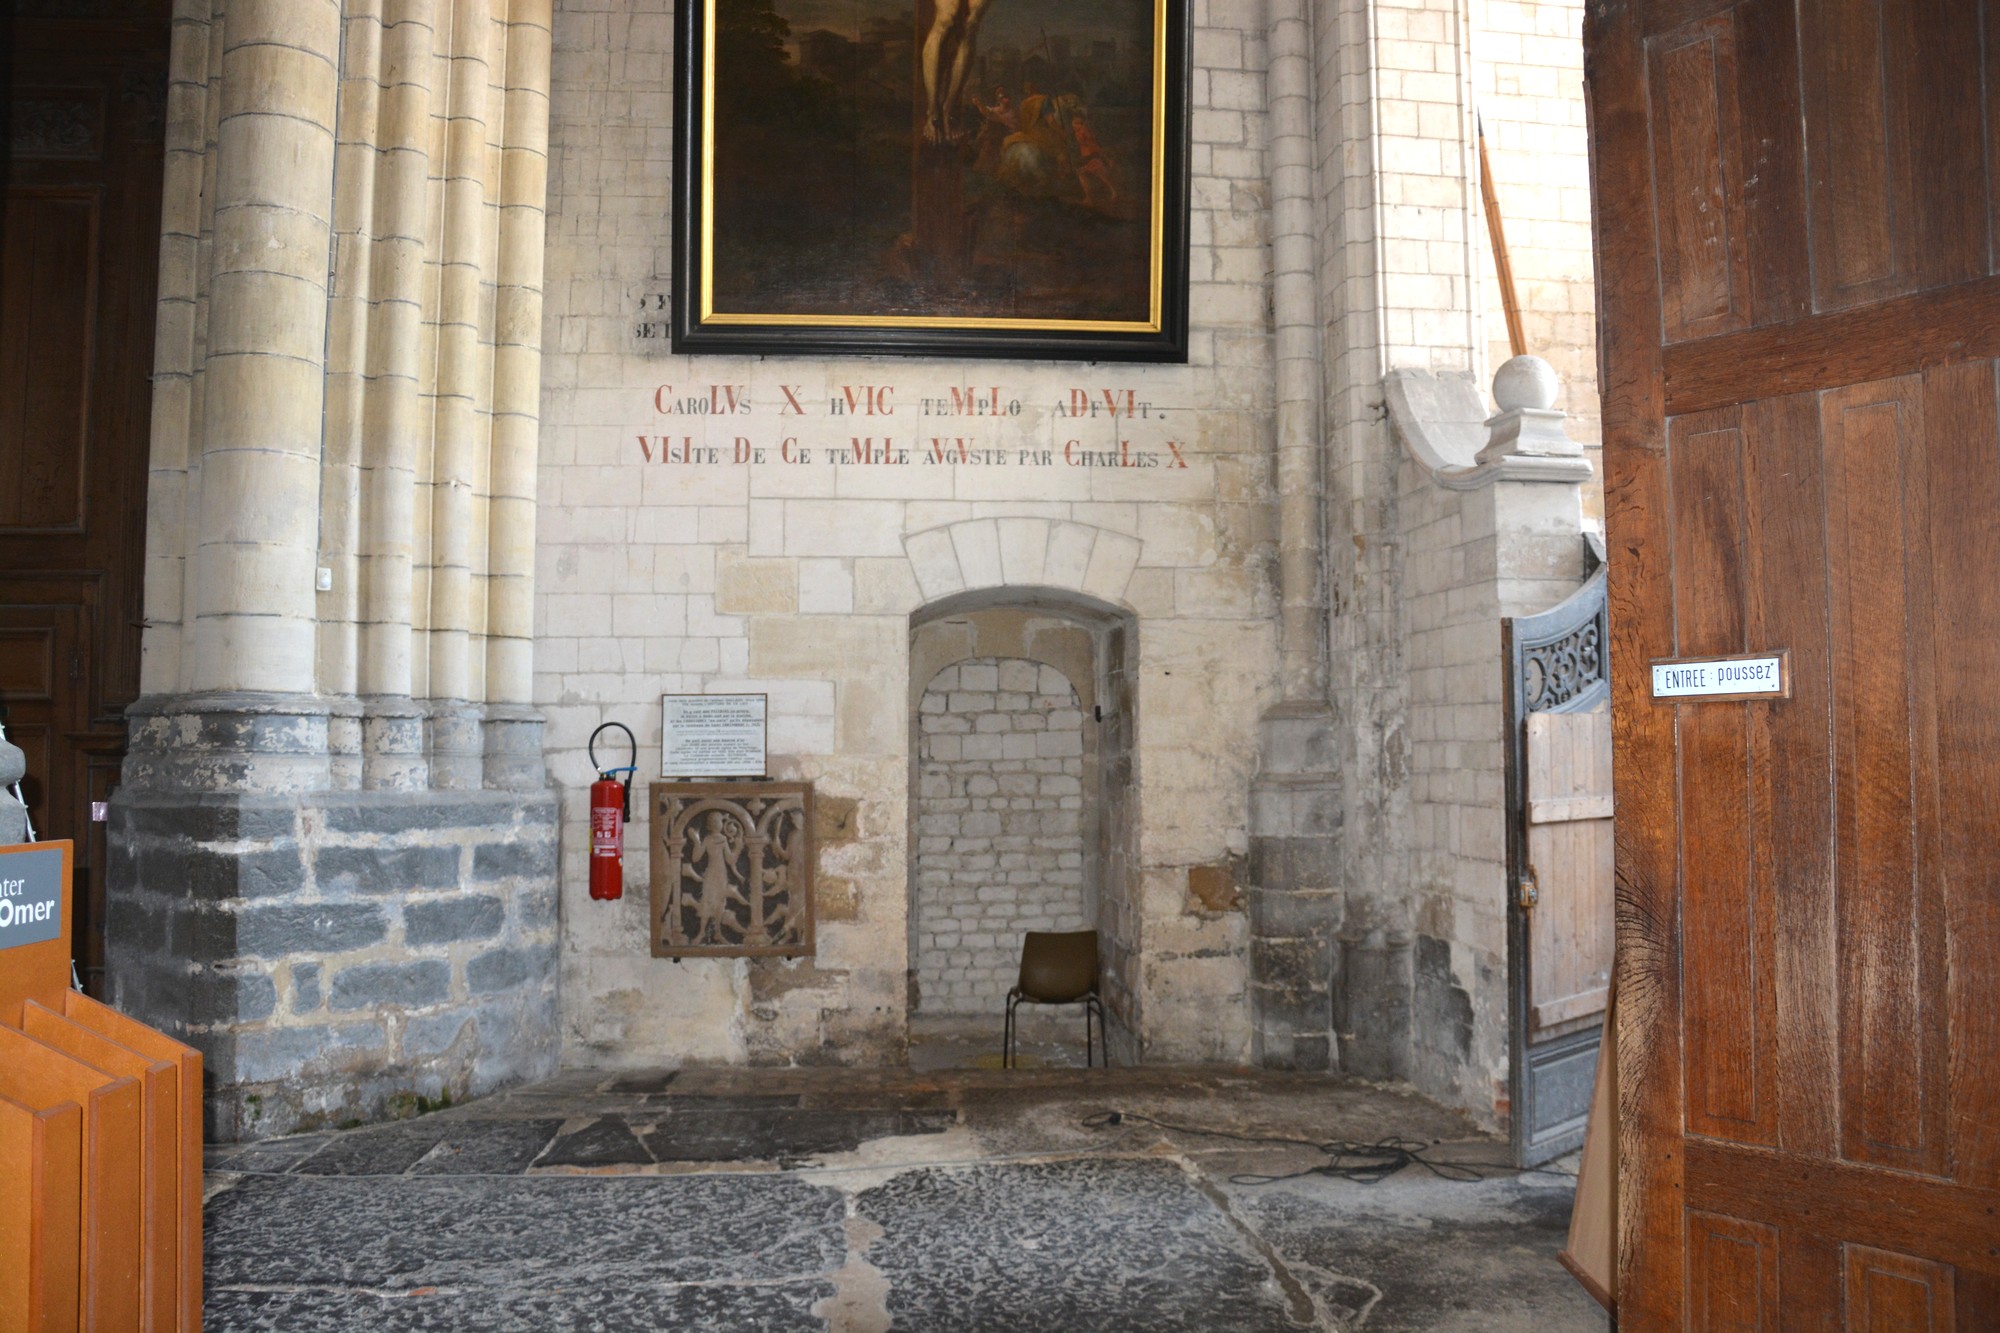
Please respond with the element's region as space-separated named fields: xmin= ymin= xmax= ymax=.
xmin=0 ymin=845 xmax=63 ymax=950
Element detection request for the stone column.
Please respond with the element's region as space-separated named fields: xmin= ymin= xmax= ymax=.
xmin=192 ymin=0 xmax=340 ymax=700
xmin=318 ymin=0 xmax=390 ymax=788
xmin=109 ymin=0 xmax=561 ymax=1142
xmin=1248 ymin=0 xmax=1343 ymax=1072
xmin=483 ymin=0 xmax=552 ymax=791
xmin=423 ymin=0 xmax=497 ymax=789
xmin=139 ymin=0 xmax=221 ymax=699
xmin=1268 ymin=0 xmax=1326 ymax=707
xmin=360 ymin=0 xmax=439 ymax=791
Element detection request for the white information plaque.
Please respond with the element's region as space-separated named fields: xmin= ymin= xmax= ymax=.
xmin=662 ymin=693 xmax=768 ymax=777
xmin=1650 ymin=651 xmax=1789 ymax=701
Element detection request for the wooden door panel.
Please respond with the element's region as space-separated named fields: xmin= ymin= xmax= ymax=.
xmin=1799 ymin=0 xmax=1988 ymax=312
xmin=1924 ymin=360 xmax=2000 ymax=1191
xmin=1685 ymin=1211 xmax=1779 ymax=1333
xmin=1739 ymin=392 xmax=1840 ymax=1162
xmin=1644 ymin=0 xmax=1813 ymax=338
xmin=0 ymin=187 xmax=99 ymax=531
xmin=0 ymin=625 xmax=59 ymax=701
xmin=1590 ymin=0 xmax=2000 ymax=1325
xmin=1822 ymin=375 xmax=1951 ymax=1178
xmin=1667 ymin=409 xmax=1779 ymax=1146
xmin=1843 ymin=1246 xmax=1955 ymax=1333
xmin=1990 ymin=2 xmax=2000 ymax=263
xmin=3 ymin=4 xmax=169 ymax=993
xmin=1525 ymin=709 xmax=1614 ymax=1037
xmin=1647 ymin=14 xmax=1749 ymax=343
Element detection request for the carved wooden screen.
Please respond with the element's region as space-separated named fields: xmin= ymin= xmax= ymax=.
xmin=1503 ymin=566 xmax=1610 ymax=1167
xmin=649 ymin=782 xmax=815 ymax=959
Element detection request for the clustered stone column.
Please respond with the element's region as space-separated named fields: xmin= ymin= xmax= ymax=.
xmin=111 ymin=0 xmax=562 ymax=1140
xmin=1247 ymin=0 xmax=1343 ymax=1071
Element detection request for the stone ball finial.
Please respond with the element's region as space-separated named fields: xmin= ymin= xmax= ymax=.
xmin=1493 ymin=355 xmax=1560 ymax=413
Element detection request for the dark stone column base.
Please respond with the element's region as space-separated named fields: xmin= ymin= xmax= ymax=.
xmin=106 ymin=786 xmax=561 ymax=1140
xmin=1247 ymin=702 xmax=1341 ymax=1072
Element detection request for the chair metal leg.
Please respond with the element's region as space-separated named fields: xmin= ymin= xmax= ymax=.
xmin=1085 ymin=999 xmax=1093 ymax=1068
xmin=1004 ymin=990 xmax=1019 ymax=1069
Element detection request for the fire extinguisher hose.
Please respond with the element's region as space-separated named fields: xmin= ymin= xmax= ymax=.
xmin=588 ymin=721 xmax=638 ymax=820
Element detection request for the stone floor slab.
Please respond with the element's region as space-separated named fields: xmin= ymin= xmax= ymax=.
xmin=643 ymin=1107 xmax=956 ymax=1163
xmin=207 ymin=1279 xmax=834 ymax=1332
xmin=202 ymin=1067 xmax=1609 ymax=1332
xmin=536 ymin=1115 xmax=652 ymax=1168
xmin=858 ymin=1158 xmax=1304 ymax=1332
xmin=205 ymin=1174 xmax=848 ymax=1290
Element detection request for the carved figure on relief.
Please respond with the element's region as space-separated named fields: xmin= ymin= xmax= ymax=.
xmin=652 ymin=784 xmax=815 ymax=958
xmin=684 ymin=810 xmax=748 ymax=944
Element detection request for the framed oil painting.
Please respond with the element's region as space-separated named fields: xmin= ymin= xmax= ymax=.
xmin=671 ymin=0 xmax=1192 ymax=361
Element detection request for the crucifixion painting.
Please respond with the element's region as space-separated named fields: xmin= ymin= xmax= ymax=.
xmin=677 ymin=0 xmax=1187 ymax=358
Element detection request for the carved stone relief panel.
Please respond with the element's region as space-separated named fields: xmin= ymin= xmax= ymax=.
xmin=649 ymin=782 xmax=814 ymax=958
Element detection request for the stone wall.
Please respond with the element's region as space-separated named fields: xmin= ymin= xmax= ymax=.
xmin=102 ymin=0 xmax=1608 ymax=1138
xmin=1397 ymin=454 xmax=1587 ymax=1119
xmin=1473 ymin=0 xmax=1599 ymax=518
xmin=1294 ymin=0 xmax=1596 ymax=1124
xmin=914 ymin=658 xmax=1088 ymax=1015
xmin=108 ymin=786 xmax=558 ymax=1140
xmin=542 ymin=0 xmax=1275 ymax=1069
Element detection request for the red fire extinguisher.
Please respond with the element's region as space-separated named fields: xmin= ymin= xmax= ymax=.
xmin=587 ymin=722 xmax=637 ymax=901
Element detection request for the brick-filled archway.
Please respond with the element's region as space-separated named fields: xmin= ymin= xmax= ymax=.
xmin=912 ymin=657 xmax=1088 ymax=1014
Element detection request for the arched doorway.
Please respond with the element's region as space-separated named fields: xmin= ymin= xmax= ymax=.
xmin=913 ymin=656 xmax=1089 ymax=1015
xmin=907 ymin=590 xmax=1138 ymax=1063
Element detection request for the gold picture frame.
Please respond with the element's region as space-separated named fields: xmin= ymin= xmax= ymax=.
xmin=671 ymin=0 xmax=1192 ymax=361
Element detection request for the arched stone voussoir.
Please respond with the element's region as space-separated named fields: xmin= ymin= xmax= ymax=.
xmin=901 ymin=518 xmax=1144 ymax=610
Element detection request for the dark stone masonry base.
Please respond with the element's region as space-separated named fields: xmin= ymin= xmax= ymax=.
xmin=107 ymin=788 xmax=561 ymax=1140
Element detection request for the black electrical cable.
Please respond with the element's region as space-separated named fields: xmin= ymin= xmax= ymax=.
xmin=1078 ymin=1109 xmax=1577 ymax=1185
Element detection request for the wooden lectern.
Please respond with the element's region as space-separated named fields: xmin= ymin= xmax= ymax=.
xmin=0 ymin=840 xmax=204 ymax=1332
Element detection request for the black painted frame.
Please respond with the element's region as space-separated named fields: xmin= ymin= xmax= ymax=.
xmin=670 ymin=0 xmax=1193 ymax=363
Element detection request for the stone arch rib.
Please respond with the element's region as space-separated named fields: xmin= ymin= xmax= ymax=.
xmin=901 ymin=518 xmax=1144 ymax=608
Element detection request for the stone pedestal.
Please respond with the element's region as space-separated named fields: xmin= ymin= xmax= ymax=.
xmin=107 ymin=693 xmax=560 ymax=1140
xmin=1247 ymin=701 xmax=1341 ymax=1071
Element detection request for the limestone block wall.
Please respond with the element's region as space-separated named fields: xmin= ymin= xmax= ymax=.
xmin=914 ymin=659 xmax=1089 ymax=1016
xmin=1306 ymin=0 xmax=1595 ymax=1122
xmin=109 ymin=787 xmax=558 ymax=1139
xmin=540 ymin=0 xmax=1276 ymax=1068
xmin=1398 ymin=460 xmax=1585 ymax=1122
xmin=1472 ymin=0 xmax=1600 ymax=519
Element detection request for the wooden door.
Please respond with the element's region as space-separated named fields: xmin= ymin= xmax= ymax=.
xmin=1525 ymin=709 xmax=1614 ymax=1037
xmin=1505 ymin=567 xmax=1616 ymax=1166
xmin=1588 ymin=0 xmax=2000 ymax=1324
xmin=1 ymin=0 xmax=169 ymax=993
